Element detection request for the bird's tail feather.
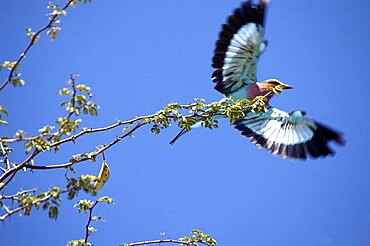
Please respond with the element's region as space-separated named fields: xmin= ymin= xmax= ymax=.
xmin=169 ymin=115 xmax=225 ymax=146
xmin=169 ymin=121 xmax=205 ymax=146
xmin=169 ymin=128 xmax=187 ymax=146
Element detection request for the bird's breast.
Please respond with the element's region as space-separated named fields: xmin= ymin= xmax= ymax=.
xmin=246 ymin=83 xmax=260 ymax=100
xmin=246 ymin=83 xmax=273 ymax=101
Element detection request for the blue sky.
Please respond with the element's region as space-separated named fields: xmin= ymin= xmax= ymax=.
xmin=1 ymin=0 xmax=370 ymax=245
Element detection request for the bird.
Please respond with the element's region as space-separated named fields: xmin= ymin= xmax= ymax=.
xmin=170 ymin=0 xmax=345 ymax=160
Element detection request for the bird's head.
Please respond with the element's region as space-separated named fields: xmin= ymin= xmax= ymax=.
xmin=262 ymin=79 xmax=293 ymax=94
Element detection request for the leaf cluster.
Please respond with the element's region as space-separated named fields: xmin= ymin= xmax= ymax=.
xmin=11 ymin=76 xmax=100 ymax=155
xmin=145 ymin=96 xmax=266 ymax=136
xmin=0 ymin=61 xmax=24 ymax=87
xmin=66 ymin=174 xmax=99 ymax=200
xmin=179 ymin=229 xmax=217 ymax=246
xmin=0 ymin=105 xmax=8 ymax=125
xmin=250 ymin=95 xmax=268 ymax=114
xmin=69 ymin=196 xmax=113 ymax=245
xmin=18 ymin=186 xmax=61 ymax=220
xmin=67 ymin=239 xmax=92 ymax=246
xmin=59 ymin=78 xmax=99 ymax=117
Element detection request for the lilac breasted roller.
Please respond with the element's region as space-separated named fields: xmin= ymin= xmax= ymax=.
xmin=171 ymin=0 xmax=345 ymax=160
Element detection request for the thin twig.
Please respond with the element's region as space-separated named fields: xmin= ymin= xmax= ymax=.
xmin=0 ymin=149 xmax=39 ymax=187
xmin=1 ymin=133 xmax=56 ymax=144
xmin=0 ymin=193 xmax=52 ymax=221
xmin=24 ymin=122 xmax=146 ymax=170
xmin=125 ymin=239 xmax=209 ymax=246
xmin=70 ymin=75 xmax=77 ymax=113
xmin=0 ymin=188 xmax=37 ymax=201
xmin=0 ymin=91 xmax=272 ymax=187
xmin=0 ymin=142 xmax=10 ymax=170
xmin=2 ymin=103 xmax=198 ymax=144
xmin=1 ymin=171 xmax=17 ymax=191
xmin=84 ymin=201 xmax=98 ymax=244
xmin=0 ymin=0 xmax=74 ymax=92
xmin=0 ymin=93 xmax=268 ymax=180
xmin=0 ymin=189 xmax=68 ymax=221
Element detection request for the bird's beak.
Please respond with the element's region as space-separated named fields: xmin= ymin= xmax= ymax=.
xmin=283 ymin=84 xmax=293 ymax=90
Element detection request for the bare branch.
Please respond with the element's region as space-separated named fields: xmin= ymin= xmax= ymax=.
xmin=125 ymin=239 xmax=209 ymax=246
xmin=0 ymin=149 xmax=39 ymax=188
xmin=0 ymin=188 xmax=37 ymax=201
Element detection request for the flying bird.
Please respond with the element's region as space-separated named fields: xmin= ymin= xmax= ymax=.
xmin=171 ymin=0 xmax=344 ymax=160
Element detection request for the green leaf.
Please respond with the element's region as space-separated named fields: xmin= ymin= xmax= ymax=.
xmin=58 ymin=88 xmax=73 ymax=95
xmin=97 ymin=196 xmax=114 ymax=204
xmin=75 ymin=84 xmax=91 ymax=92
xmin=151 ymin=124 xmax=161 ymax=134
xmin=11 ymin=78 xmax=25 ymax=87
xmin=91 ymin=215 xmax=102 ymax=221
xmin=74 ymin=199 xmax=94 ymax=213
xmin=89 ymin=107 xmax=97 ymax=116
xmin=66 ymin=239 xmax=91 ymax=246
xmin=48 ymin=206 xmax=59 ymax=220
xmin=0 ymin=105 xmax=8 ymax=116
xmin=87 ymin=226 xmax=97 ymax=235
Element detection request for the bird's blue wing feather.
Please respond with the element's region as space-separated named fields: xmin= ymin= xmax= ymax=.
xmin=233 ymin=107 xmax=345 ymax=160
xmin=212 ymin=1 xmax=268 ymax=98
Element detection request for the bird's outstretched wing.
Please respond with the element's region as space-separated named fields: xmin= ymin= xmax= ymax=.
xmin=212 ymin=0 xmax=268 ymax=99
xmin=233 ymin=107 xmax=345 ymax=160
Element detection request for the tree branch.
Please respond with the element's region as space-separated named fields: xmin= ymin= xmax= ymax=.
xmin=0 ymin=187 xmax=69 ymax=221
xmin=1 ymin=103 xmax=197 ymax=144
xmin=0 ymin=0 xmax=74 ymax=92
xmin=0 ymin=149 xmax=39 ymax=186
xmin=124 ymin=239 xmax=209 ymax=246
xmin=0 ymin=193 xmax=52 ymax=221
xmin=0 ymin=92 xmax=269 ymax=187
xmin=0 ymin=142 xmax=10 ymax=170
xmin=84 ymin=201 xmax=98 ymax=244
xmin=24 ymin=122 xmax=146 ymax=170
xmin=0 ymin=188 xmax=37 ymax=201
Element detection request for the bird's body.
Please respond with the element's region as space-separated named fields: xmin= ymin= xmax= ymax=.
xmin=171 ymin=0 xmax=345 ymax=160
